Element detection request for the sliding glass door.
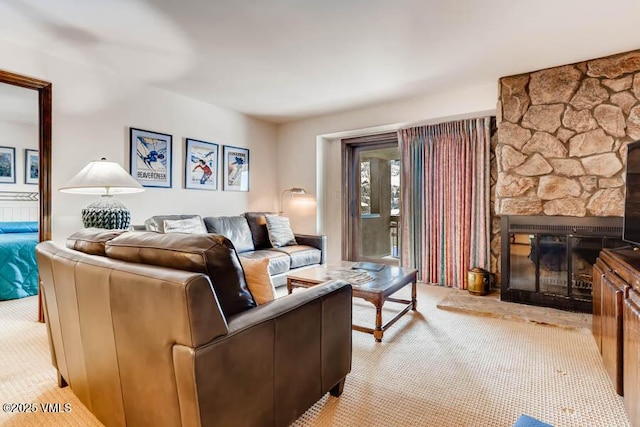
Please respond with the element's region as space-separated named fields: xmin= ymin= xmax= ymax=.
xmin=343 ymin=134 xmax=400 ymax=264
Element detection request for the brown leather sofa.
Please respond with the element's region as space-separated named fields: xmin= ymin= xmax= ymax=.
xmin=143 ymin=212 xmax=327 ymax=287
xmin=36 ymin=230 xmax=352 ymax=427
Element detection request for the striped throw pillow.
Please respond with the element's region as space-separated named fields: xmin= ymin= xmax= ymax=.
xmin=264 ymin=214 xmax=297 ymax=247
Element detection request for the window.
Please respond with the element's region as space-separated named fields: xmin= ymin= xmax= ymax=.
xmin=390 ymin=159 xmax=400 ymax=216
xmin=360 ymin=160 xmax=371 ymax=215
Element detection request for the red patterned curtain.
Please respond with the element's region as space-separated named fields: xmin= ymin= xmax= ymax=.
xmin=398 ymin=117 xmax=491 ymax=288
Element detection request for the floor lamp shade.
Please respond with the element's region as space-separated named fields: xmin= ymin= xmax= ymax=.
xmin=59 ymin=159 xmax=144 ymax=229
xmin=280 ymin=187 xmax=306 ymax=215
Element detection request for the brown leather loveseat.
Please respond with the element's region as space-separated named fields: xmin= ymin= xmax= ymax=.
xmin=36 ymin=230 xmax=352 ymax=427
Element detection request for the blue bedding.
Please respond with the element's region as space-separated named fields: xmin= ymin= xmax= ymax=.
xmin=0 ymin=222 xmax=38 ymax=301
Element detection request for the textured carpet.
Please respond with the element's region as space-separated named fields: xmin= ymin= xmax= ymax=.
xmin=0 ymin=286 xmax=630 ymax=426
xmin=0 ymin=296 xmax=102 ymax=426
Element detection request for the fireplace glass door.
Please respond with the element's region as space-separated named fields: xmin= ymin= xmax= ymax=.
xmin=509 ymin=234 xmax=570 ymax=295
xmin=501 ymin=216 xmax=625 ymax=312
xmin=508 ymin=234 xmax=536 ymax=292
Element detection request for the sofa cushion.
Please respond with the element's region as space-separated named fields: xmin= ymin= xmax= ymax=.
xmin=66 ymin=229 xmax=127 ymax=256
xmin=272 ymin=245 xmax=321 ymax=269
xmin=265 ymin=214 xmax=297 ymax=247
xmin=164 ymin=216 xmax=208 ymax=234
xmin=105 ymin=231 xmax=257 ymax=317
xmin=144 ymin=215 xmax=205 ymax=233
xmin=243 ymin=212 xmax=276 ymax=249
xmin=239 ymin=257 xmax=276 ymax=305
xmin=239 ymin=250 xmax=291 ymax=275
xmin=203 ymin=216 xmax=255 ymax=253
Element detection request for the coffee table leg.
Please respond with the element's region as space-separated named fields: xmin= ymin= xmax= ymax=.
xmin=411 ymin=280 xmax=417 ymax=311
xmin=374 ymin=304 xmax=384 ymax=342
xmin=286 ymin=278 xmax=293 ymax=295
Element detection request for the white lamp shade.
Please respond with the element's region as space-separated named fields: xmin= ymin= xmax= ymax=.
xmin=59 ymin=159 xmax=144 ymax=195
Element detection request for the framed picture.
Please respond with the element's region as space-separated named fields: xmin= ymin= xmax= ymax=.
xmin=223 ymin=145 xmax=249 ymax=191
xmin=185 ymin=138 xmax=219 ymax=191
xmin=24 ymin=149 xmax=39 ymax=185
xmin=0 ymin=146 xmax=16 ymax=184
xmin=130 ymin=128 xmax=172 ymax=188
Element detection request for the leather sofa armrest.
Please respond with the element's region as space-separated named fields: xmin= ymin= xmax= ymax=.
xmin=188 ymin=280 xmax=352 ymax=427
xmin=294 ymin=233 xmax=327 ymax=264
xmin=223 ymin=280 xmax=349 ymax=335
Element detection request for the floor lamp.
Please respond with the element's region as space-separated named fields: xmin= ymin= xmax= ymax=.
xmin=280 ymin=187 xmax=306 ymax=215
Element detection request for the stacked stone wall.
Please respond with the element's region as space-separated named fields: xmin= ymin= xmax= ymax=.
xmin=495 ymin=50 xmax=640 ymax=217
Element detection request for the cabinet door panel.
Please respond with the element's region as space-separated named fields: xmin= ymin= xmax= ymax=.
xmin=601 ymin=273 xmax=625 ymax=395
xmin=624 ymin=292 xmax=640 ymax=427
xmin=592 ymin=260 xmax=605 ymax=353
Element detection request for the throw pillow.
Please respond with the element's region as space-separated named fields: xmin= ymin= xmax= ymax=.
xmin=240 ymin=257 xmax=276 ymax=305
xmin=163 ymin=216 xmax=207 ymax=234
xmin=264 ymin=214 xmax=297 ymax=247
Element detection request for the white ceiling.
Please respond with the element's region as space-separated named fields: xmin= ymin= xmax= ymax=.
xmin=1 ymin=0 xmax=640 ymax=123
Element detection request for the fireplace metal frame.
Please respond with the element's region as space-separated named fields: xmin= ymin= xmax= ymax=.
xmin=501 ymin=215 xmax=624 ymax=312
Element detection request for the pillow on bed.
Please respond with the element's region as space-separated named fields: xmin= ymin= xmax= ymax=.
xmin=0 ymin=221 xmax=38 ymax=233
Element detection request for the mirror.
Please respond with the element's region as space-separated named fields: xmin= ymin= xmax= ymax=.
xmin=0 ymin=69 xmax=51 ymax=322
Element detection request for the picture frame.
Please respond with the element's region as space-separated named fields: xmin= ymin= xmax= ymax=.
xmin=0 ymin=146 xmax=16 ymax=184
xmin=130 ymin=128 xmax=172 ymax=188
xmin=223 ymin=145 xmax=249 ymax=191
xmin=185 ymin=138 xmax=219 ymax=191
xmin=24 ymin=149 xmax=39 ymax=185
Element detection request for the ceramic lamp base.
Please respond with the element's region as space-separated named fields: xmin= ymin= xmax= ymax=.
xmin=81 ymin=195 xmax=131 ymax=230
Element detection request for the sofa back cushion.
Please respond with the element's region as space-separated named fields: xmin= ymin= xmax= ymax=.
xmin=203 ymin=216 xmax=255 ymax=253
xmin=144 ymin=215 xmax=206 ymax=234
xmin=243 ymin=212 xmax=277 ymax=249
xmin=105 ymin=231 xmax=256 ymax=317
xmin=66 ymin=229 xmax=127 ymax=256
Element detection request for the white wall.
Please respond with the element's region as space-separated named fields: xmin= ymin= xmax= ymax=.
xmin=0 ymin=40 xmax=279 ymax=242
xmin=0 ymin=119 xmax=38 ymax=192
xmin=277 ymin=82 xmax=497 ymax=262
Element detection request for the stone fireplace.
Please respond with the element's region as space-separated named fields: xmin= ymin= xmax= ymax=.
xmin=501 ymin=215 xmax=624 ymax=312
xmin=493 ymin=49 xmax=640 ymax=310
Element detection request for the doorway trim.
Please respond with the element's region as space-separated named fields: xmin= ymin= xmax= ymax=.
xmin=0 ymin=69 xmax=52 ymax=322
xmin=341 ymin=132 xmax=398 ymax=261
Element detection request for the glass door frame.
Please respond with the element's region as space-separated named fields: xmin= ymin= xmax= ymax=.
xmin=341 ymin=132 xmax=399 ymax=263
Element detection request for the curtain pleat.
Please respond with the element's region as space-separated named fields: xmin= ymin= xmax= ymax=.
xmin=398 ymin=117 xmax=490 ymax=288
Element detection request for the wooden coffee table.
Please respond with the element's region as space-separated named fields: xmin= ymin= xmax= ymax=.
xmin=287 ymin=261 xmax=418 ymax=342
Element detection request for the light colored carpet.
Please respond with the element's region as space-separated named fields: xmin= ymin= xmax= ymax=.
xmin=0 ymin=285 xmax=630 ymax=426
xmin=0 ymin=296 xmax=102 ymax=426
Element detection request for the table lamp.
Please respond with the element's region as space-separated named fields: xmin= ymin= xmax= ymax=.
xmin=59 ymin=158 xmax=144 ymax=229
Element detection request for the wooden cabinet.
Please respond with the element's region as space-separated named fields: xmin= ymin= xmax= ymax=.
xmin=602 ymin=271 xmax=626 ymax=395
xmin=594 ymin=248 xmax=640 ymax=427
xmin=625 ymin=290 xmax=640 ymax=426
xmin=592 ymin=260 xmax=604 ymax=352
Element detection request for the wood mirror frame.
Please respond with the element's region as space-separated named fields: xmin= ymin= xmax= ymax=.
xmin=0 ymin=69 xmax=52 ymax=322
